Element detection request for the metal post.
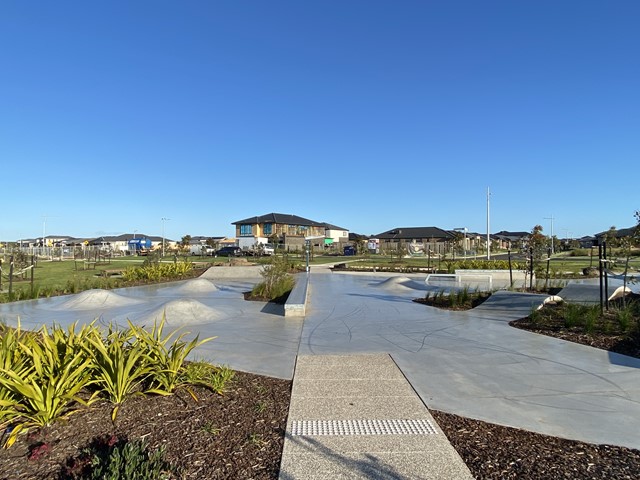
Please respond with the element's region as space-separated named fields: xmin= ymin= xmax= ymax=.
xmin=9 ymin=255 xmax=14 ymax=298
xmin=30 ymin=255 xmax=35 ymax=295
xmin=603 ymin=240 xmax=609 ymax=311
xmin=486 ymin=187 xmax=491 ymax=260
xmin=529 ymin=247 xmax=534 ymax=291
xmin=545 ymin=247 xmax=551 ymax=290
xmin=544 ymin=215 xmax=555 ymax=255
xmin=508 ymin=249 xmax=513 ymax=288
xmin=305 ymin=240 xmax=310 ymax=272
xmin=598 ymin=244 xmax=604 ymax=314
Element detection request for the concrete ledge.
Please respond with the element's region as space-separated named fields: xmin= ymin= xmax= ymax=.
xmin=285 ymin=273 xmax=309 ymax=317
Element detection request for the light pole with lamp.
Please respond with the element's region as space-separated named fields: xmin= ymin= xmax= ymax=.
xmin=161 ymin=218 xmax=170 ymax=258
xmin=544 ymin=215 xmax=555 ymax=255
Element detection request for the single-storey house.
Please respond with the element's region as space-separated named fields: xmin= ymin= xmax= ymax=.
xmin=373 ymin=227 xmax=454 ymax=256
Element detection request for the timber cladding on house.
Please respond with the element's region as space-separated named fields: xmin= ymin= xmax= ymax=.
xmin=232 ymin=213 xmax=348 ymax=251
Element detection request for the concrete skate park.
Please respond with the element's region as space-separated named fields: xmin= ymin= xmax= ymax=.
xmin=1 ymin=264 xmax=639 ymax=454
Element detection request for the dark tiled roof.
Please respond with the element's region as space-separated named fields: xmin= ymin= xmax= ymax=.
xmin=374 ymin=227 xmax=453 ymax=240
xmin=233 ymin=213 xmax=324 ymax=227
xmin=595 ymin=226 xmax=638 ymax=238
xmin=321 ymin=223 xmax=349 ymax=231
xmin=493 ymin=231 xmax=530 ymax=238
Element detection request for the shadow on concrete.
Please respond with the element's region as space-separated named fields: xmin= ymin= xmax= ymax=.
xmin=279 ymin=434 xmax=410 ymax=480
xmin=260 ymin=302 xmax=285 ymax=316
xmin=608 ymin=350 xmax=640 ymax=369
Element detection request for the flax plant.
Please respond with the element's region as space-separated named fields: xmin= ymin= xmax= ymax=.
xmin=85 ymin=324 xmax=155 ymax=422
xmin=131 ymin=316 xmax=216 ymax=399
xmin=0 ymin=323 xmax=95 ymax=447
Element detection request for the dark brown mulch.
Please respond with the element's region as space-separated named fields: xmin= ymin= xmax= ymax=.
xmin=432 ymin=410 xmax=640 ymax=480
xmin=509 ymin=294 xmax=640 ymax=359
xmin=413 ymin=292 xmax=492 ymax=310
xmin=0 ymin=371 xmax=291 ymax=480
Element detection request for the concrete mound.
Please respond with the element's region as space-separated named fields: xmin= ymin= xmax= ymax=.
xmin=132 ymin=299 xmax=227 ymax=326
xmin=170 ymin=279 xmax=220 ymax=294
xmin=375 ymin=277 xmax=414 ymax=288
xmin=375 ymin=277 xmax=428 ymax=291
xmin=53 ymin=289 xmax=142 ymax=310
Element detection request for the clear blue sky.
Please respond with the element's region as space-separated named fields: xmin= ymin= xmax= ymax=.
xmin=1 ymin=1 xmax=638 ymax=242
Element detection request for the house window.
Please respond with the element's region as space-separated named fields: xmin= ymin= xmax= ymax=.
xmin=240 ymin=225 xmax=253 ymax=236
xmin=263 ymin=223 xmax=273 ymax=235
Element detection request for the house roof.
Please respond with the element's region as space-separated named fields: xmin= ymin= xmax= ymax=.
xmin=492 ymin=230 xmax=530 ymax=241
xmin=374 ymin=227 xmax=454 ymax=240
xmin=232 ymin=213 xmax=324 ymax=227
xmin=321 ymin=222 xmax=349 ymax=231
xmin=595 ymin=226 xmax=638 ymax=238
xmin=87 ymin=233 xmax=171 ymax=244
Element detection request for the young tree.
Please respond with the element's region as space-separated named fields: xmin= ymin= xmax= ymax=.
xmin=180 ymin=235 xmax=192 ymax=253
xmin=529 ymin=225 xmax=549 ymax=261
xmin=603 ymin=226 xmax=618 ymax=248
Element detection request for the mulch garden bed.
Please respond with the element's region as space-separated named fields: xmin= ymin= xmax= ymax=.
xmin=0 ymin=371 xmax=291 ymax=480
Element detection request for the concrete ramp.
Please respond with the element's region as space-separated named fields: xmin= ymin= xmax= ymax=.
xmin=129 ymin=299 xmax=228 ymax=326
xmin=557 ymin=280 xmax=634 ymax=305
xmin=374 ymin=276 xmax=430 ymax=291
xmin=165 ymin=279 xmax=220 ymax=295
xmin=200 ymin=265 xmax=263 ymax=279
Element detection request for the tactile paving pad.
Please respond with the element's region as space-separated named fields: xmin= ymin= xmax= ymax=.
xmin=290 ymin=419 xmax=438 ymax=436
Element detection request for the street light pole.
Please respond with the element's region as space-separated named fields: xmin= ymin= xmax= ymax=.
xmin=161 ymin=217 xmax=170 ymax=258
xmin=486 ymin=187 xmax=491 ymax=260
xmin=544 ymin=215 xmax=555 ymax=255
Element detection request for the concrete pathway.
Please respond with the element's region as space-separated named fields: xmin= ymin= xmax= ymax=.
xmin=279 ymin=354 xmax=473 ymax=480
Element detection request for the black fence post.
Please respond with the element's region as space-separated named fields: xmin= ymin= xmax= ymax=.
xmin=9 ymin=255 xmax=14 ymax=298
xmin=529 ymin=247 xmax=534 ymax=291
xmin=508 ymin=249 xmax=513 ymax=288
xmin=545 ymin=247 xmax=551 ymax=290
xmin=603 ymin=240 xmax=609 ymax=311
xmin=30 ymin=255 xmax=35 ymax=295
xmin=598 ymin=244 xmax=604 ymax=314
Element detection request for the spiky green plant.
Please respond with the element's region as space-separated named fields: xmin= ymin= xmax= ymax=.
xmin=85 ymin=324 xmax=155 ymax=422
xmin=0 ymin=322 xmax=96 ymax=447
xmin=131 ymin=316 xmax=215 ymax=398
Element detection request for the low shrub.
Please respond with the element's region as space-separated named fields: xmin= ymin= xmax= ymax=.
xmin=62 ymin=436 xmax=176 ymax=480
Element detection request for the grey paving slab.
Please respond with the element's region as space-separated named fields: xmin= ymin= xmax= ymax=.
xmin=279 ymin=354 xmax=473 ymax=480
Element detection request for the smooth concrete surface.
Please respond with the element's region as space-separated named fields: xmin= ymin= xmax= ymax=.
xmin=557 ymin=277 xmax=639 ymax=304
xmin=0 ymin=276 xmax=302 ymax=379
xmin=300 ymin=272 xmax=640 ymax=450
xmin=1 ymin=267 xmax=639 ymax=451
xmin=279 ymin=354 xmax=473 ymax=480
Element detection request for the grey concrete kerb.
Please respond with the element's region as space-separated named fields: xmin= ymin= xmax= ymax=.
xmin=285 ymin=273 xmax=309 ymax=317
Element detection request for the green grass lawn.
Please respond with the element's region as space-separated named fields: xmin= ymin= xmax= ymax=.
xmin=0 ymin=255 xmax=215 ymax=301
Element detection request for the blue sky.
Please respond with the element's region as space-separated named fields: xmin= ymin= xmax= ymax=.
xmin=1 ymin=1 xmax=638 ymax=241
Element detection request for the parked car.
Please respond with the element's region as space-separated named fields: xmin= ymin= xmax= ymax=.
xmin=343 ymin=245 xmax=356 ymax=256
xmin=215 ymin=246 xmax=243 ymax=257
xmin=262 ymin=243 xmax=275 ymax=255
